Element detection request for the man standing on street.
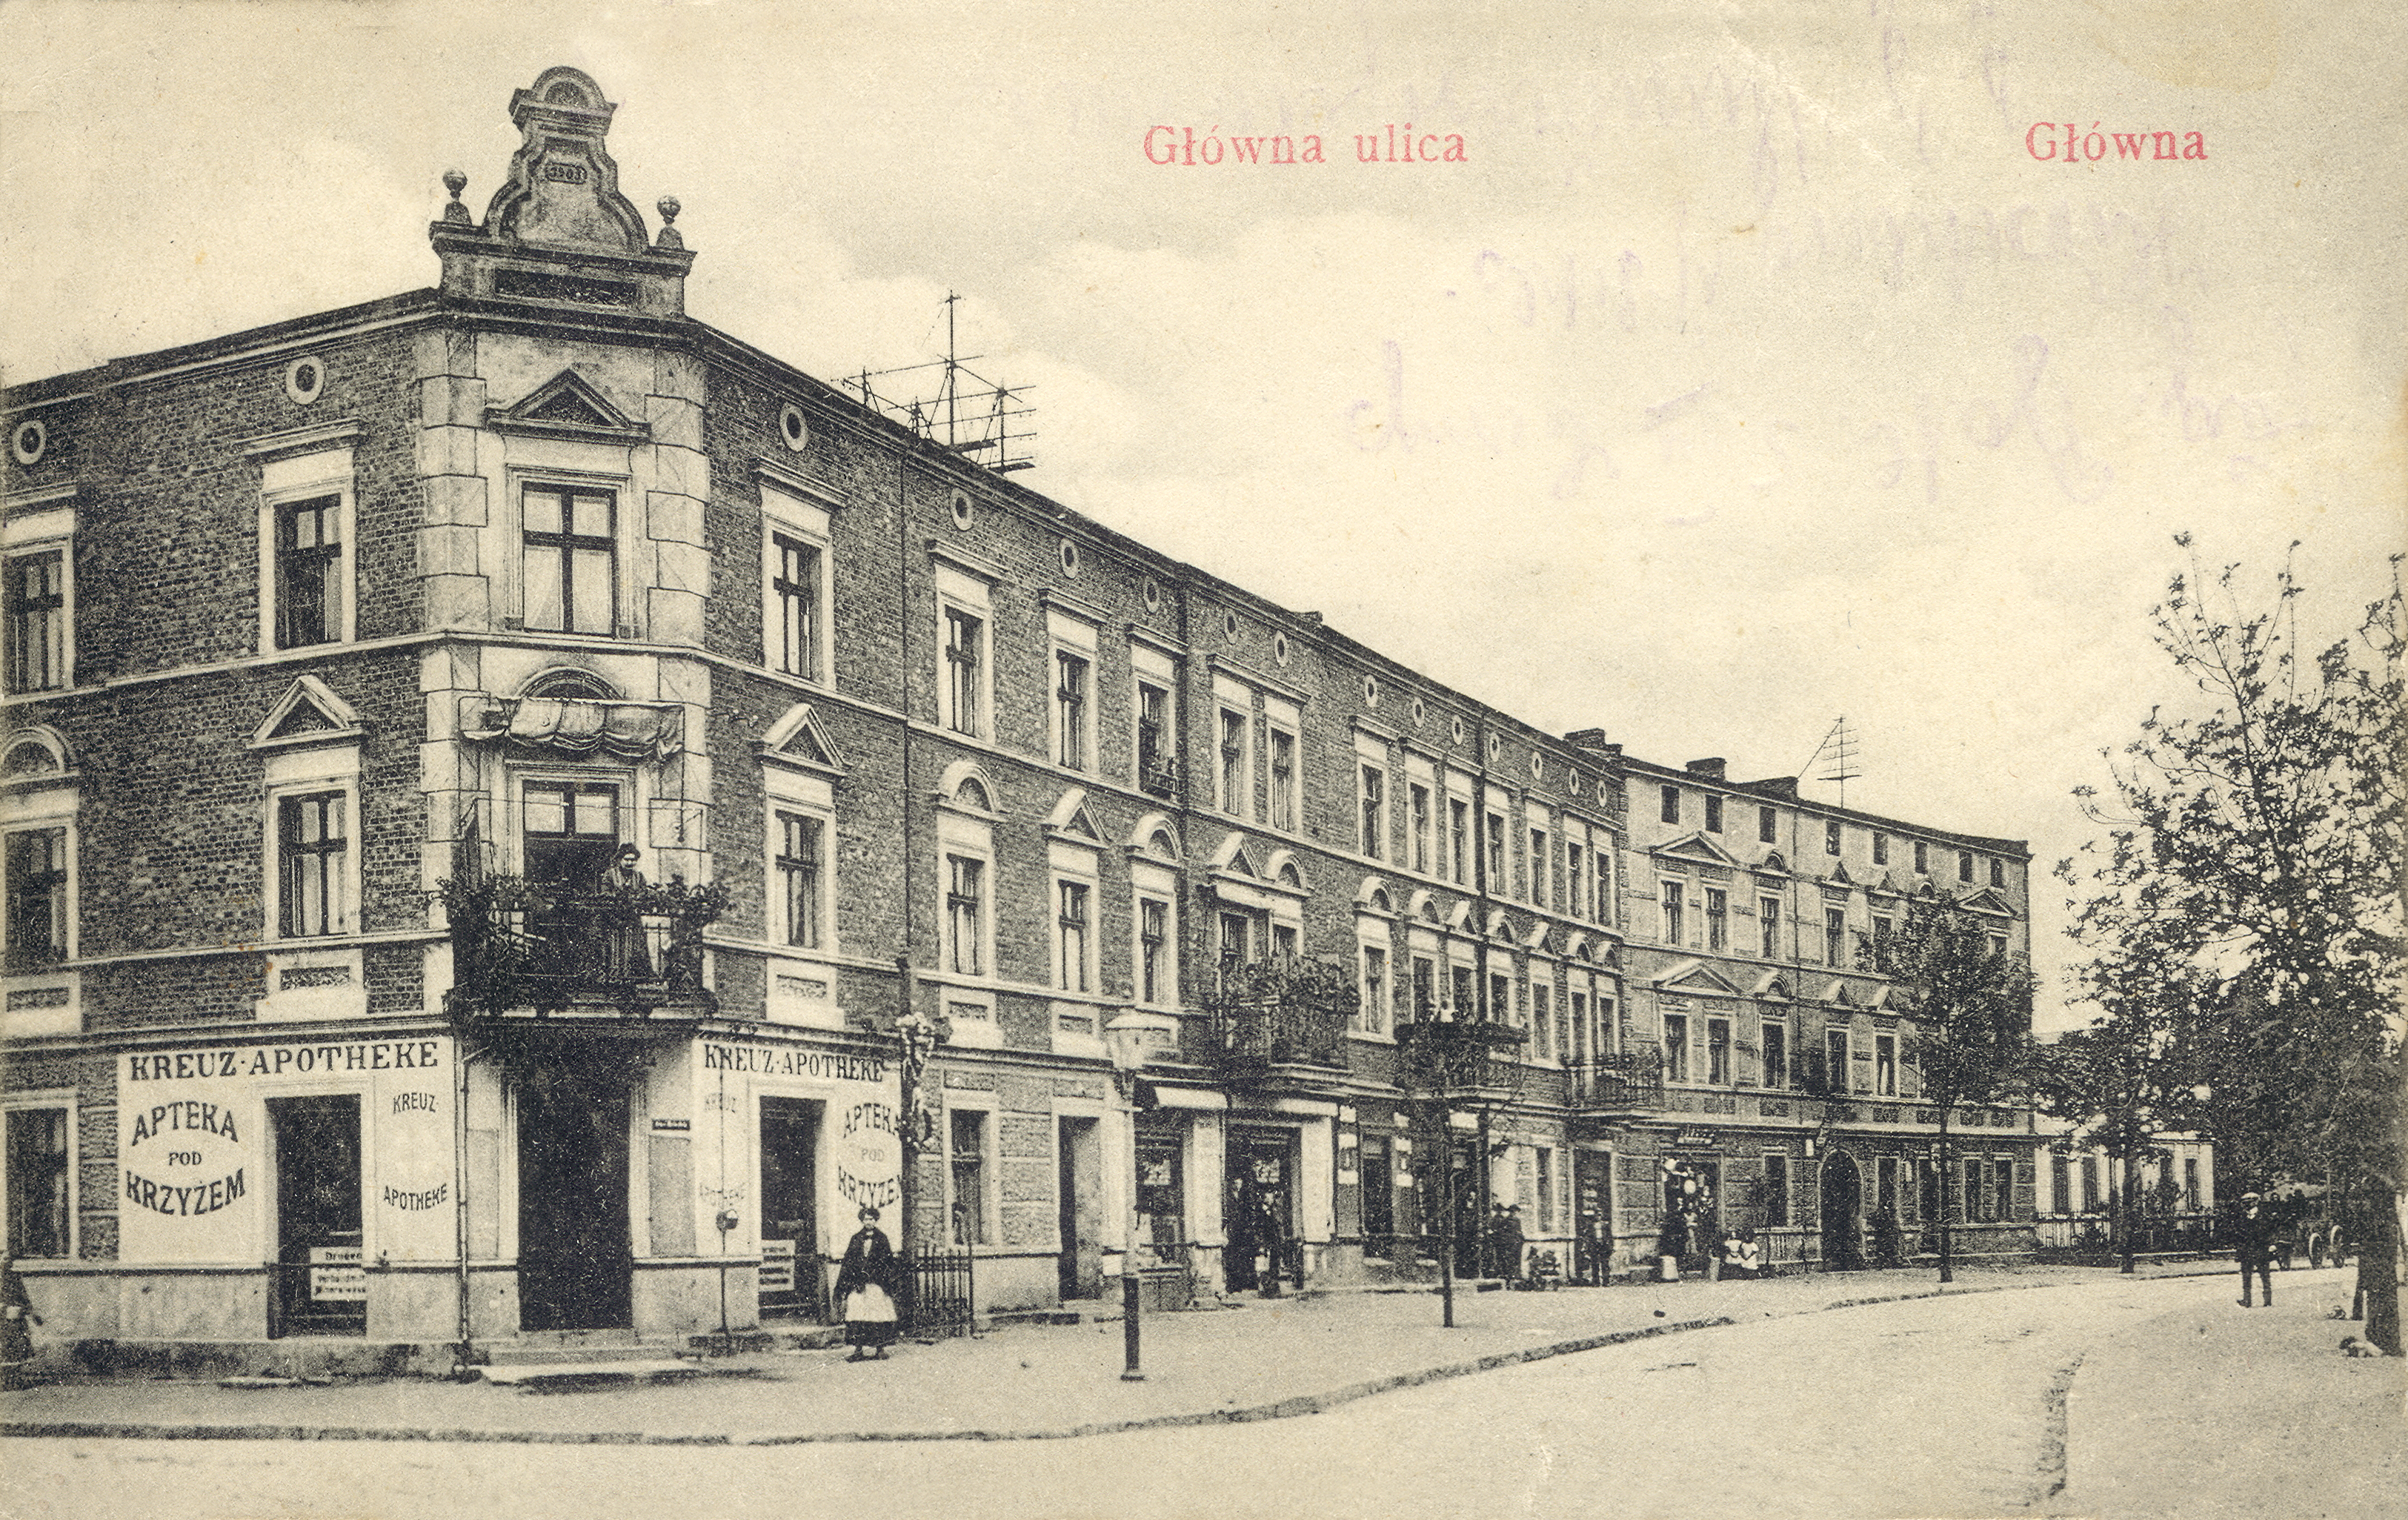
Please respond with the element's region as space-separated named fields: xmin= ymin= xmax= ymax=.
xmin=2235 ymin=1192 xmax=2273 ymax=1307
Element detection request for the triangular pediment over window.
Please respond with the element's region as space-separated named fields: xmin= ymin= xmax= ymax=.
xmin=1652 ymin=833 xmax=1742 ymax=869
xmin=1045 ymin=788 xmax=1104 ymax=844
xmin=487 ymin=368 xmax=649 ymax=442
xmin=1827 ymin=860 xmax=1856 ymax=886
xmin=250 ymin=674 xmax=365 ymax=751
xmin=759 ymin=703 xmax=844 ymax=774
xmin=1654 ymin=959 xmax=1744 ymax=997
xmin=1956 ymin=886 xmax=2018 ymax=918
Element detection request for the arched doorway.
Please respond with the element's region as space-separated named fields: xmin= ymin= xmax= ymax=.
xmin=1820 ymin=1152 xmax=1865 ymax=1271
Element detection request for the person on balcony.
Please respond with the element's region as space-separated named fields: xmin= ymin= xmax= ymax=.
xmin=837 ymin=1206 xmax=901 ymax=1361
xmin=592 ymin=844 xmax=653 ymax=983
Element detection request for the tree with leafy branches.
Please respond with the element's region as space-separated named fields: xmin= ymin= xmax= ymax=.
xmin=2032 ymin=958 xmax=2216 ymax=1273
xmin=2059 ymin=541 xmax=2402 ymax=1353
xmin=1860 ymin=891 xmax=2038 ymax=1283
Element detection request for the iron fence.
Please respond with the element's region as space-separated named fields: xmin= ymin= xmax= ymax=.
xmin=899 ymin=1249 xmax=974 ymax=1336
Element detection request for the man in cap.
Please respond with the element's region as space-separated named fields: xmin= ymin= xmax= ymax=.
xmin=2235 ymin=1191 xmax=2274 ymax=1307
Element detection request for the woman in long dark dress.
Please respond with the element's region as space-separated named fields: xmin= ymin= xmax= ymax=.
xmin=834 ymin=1207 xmax=900 ymax=1361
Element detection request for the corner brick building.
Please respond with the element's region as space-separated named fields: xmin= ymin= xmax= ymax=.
xmin=1 ymin=67 xmax=2032 ymax=1367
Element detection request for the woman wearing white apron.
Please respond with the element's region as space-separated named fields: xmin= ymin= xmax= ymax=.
xmin=835 ymin=1206 xmax=900 ymax=1361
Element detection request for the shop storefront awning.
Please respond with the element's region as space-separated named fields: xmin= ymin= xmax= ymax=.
xmin=460 ymin=697 xmax=684 ymax=762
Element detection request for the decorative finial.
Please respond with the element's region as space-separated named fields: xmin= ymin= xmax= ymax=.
xmin=654 ymin=195 xmax=683 ymax=250
xmin=441 ymin=169 xmax=471 ymax=225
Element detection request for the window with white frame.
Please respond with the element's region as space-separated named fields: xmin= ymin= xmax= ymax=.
xmin=1448 ymin=797 xmax=1469 ymax=883
xmin=1875 ymin=1034 xmax=1898 ymax=1096
xmin=1217 ymin=707 xmax=1250 ymax=818
xmin=1531 ymin=980 xmax=1551 ymax=1060
xmin=1408 ymin=783 xmax=1431 ymax=874
xmin=1872 ymin=832 xmax=1889 ymax=866
xmin=1135 ymin=680 xmax=1175 ymax=791
xmin=1761 ymin=1021 xmax=1788 ymax=1088
xmin=1760 ymin=895 xmax=1782 ymax=956
xmin=1824 ymin=820 xmax=1842 ymax=856
xmin=1491 ymin=971 xmax=1513 ymax=1029
xmin=1825 ymin=907 xmax=1846 ymax=966
xmin=2 ymin=548 xmax=68 ymax=694
xmin=1914 ymin=839 xmax=1929 ymax=875
xmin=1990 ymin=857 xmax=2006 ymax=887
xmin=937 ymin=562 xmax=994 ymax=740
xmin=945 ymin=854 xmax=988 ymax=976
xmin=256 ymin=448 xmax=355 ymax=654
xmin=1271 ymin=921 xmax=1298 ymax=960
xmin=1048 ymin=608 xmax=1099 ymax=773
xmin=1529 ymin=825 xmax=1549 ymax=905
xmin=1411 ymin=955 xmax=1436 ymax=1020
xmin=1659 ymin=785 xmax=1680 ymax=825
xmin=276 ymin=791 xmax=348 ymax=938
xmin=1484 ymin=811 xmax=1506 ymax=889
xmin=1826 ymin=1029 xmax=1851 ymax=1093
xmin=1056 ymin=877 xmax=1094 ymax=992
xmin=948 ymin=1107 xmax=991 ymax=1246
xmin=1359 ymin=764 xmax=1386 ymax=858
xmin=776 ymin=810 xmax=825 ymax=949
xmin=3 ymin=826 xmax=70 ymax=972
xmin=1703 ymin=794 xmax=1723 ymax=834
xmin=1705 ymin=887 xmax=1727 ymax=951
xmin=769 ymin=533 xmax=822 ymax=679
xmin=1137 ymin=895 xmax=1172 ymax=1006
xmin=1595 ymin=849 xmax=1612 ymax=925
xmin=1251 ymin=726 xmax=1288 ymax=829
xmin=521 ymin=483 xmax=616 ymax=636
xmin=1660 ymin=880 xmax=1685 ymax=945
xmin=1706 ymin=1017 xmax=1731 ymax=1083
xmin=1757 ymin=805 xmax=1777 ymax=844
xmin=1958 ymin=849 xmax=1975 ymax=883
xmin=1358 ymin=942 xmax=1388 ymax=1035
xmin=4 ymin=1102 xmax=71 ymax=1258
xmin=1662 ymin=1012 xmax=1690 ymax=1081
xmin=1565 ymin=840 xmax=1584 ymax=918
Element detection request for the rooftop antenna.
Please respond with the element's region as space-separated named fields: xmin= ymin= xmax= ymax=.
xmin=1804 ymin=717 xmax=1862 ymax=807
xmin=848 ymin=291 xmax=1037 ymax=472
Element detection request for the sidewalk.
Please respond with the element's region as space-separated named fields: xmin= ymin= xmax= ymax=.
xmin=1 ymin=1260 xmax=2239 ymax=1446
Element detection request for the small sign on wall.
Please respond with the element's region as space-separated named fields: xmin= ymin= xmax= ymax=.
xmin=759 ymin=1238 xmax=796 ymax=1294
xmin=310 ymin=1245 xmax=367 ymax=1301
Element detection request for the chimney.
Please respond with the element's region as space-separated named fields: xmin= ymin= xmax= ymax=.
xmin=1686 ymin=757 xmax=1726 ymax=780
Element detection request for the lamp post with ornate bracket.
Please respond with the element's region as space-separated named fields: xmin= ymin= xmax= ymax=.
xmin=1105 ymin=1009 xmax=1180 ymax=1381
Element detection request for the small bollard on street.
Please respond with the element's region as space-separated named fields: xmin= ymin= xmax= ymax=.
xmin=1121 ymin=1270 xmax=1143 ymax=1381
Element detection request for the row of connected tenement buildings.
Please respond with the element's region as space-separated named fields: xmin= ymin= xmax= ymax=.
xmin=0 ymin=68 xmax=2035 ymax=1364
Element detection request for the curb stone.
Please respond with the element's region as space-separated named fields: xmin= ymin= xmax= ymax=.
xmin=0 ymin=1268 xmax=2240 ymax=1447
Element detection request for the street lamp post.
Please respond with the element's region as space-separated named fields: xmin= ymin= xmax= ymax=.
xmin=1104 ymin=1009 xmax=1176 ymax=1383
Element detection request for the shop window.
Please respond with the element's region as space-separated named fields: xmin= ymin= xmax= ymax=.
xmin=1135 ymin=1129 xmax=1184 ymax=1263
xmin=4 ymin=1105 xmax=70 ymax=1258
xmin=522 ymin=485 xmax=616 ymax=636
xmin=1761 ymin=1153 xmax=1790 ymax=1227
xmin=950 ymin=1109 xmax=988 ymax=1246
xmin=3 ymin=549 xmax=67 ymax=694
xmin=3 ymin=826 xmax=70 ymax=971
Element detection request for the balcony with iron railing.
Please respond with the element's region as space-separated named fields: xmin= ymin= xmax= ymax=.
xmin=439 ymin=875 xmax=726 ymax=1018
xmin=1137 ymin=752 xmax=1182 ymax=802
xmin=1569 ymin=1041 xmax=1666 ymax=1111
xmin=1198 ymin=955 xmax=1354 ymax=1085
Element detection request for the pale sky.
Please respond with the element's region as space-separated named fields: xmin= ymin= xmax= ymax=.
xmin=4 ymin=0 xmax=2401 ymax=1032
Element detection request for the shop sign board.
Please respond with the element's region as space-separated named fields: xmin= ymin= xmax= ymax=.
xmin=310 ymin=1245 xmax=367 ymax=1301
xmin=116 ymin=1037 xmax=456 ymax=1267
xmin=758 ymin=1238 xmax=796 ymax=1293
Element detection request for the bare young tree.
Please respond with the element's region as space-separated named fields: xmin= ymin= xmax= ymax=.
xmin=2061 ymin=541 xmax=2403 ymax=1352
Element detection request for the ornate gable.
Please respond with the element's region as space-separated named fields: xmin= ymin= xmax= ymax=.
xmin=488 ymin=369 xmax=648 ymax=442
xmin=250 ymin=674 xmax=365 ymax=751
xmin=759 ymin=703 xmax=843 ymax=774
